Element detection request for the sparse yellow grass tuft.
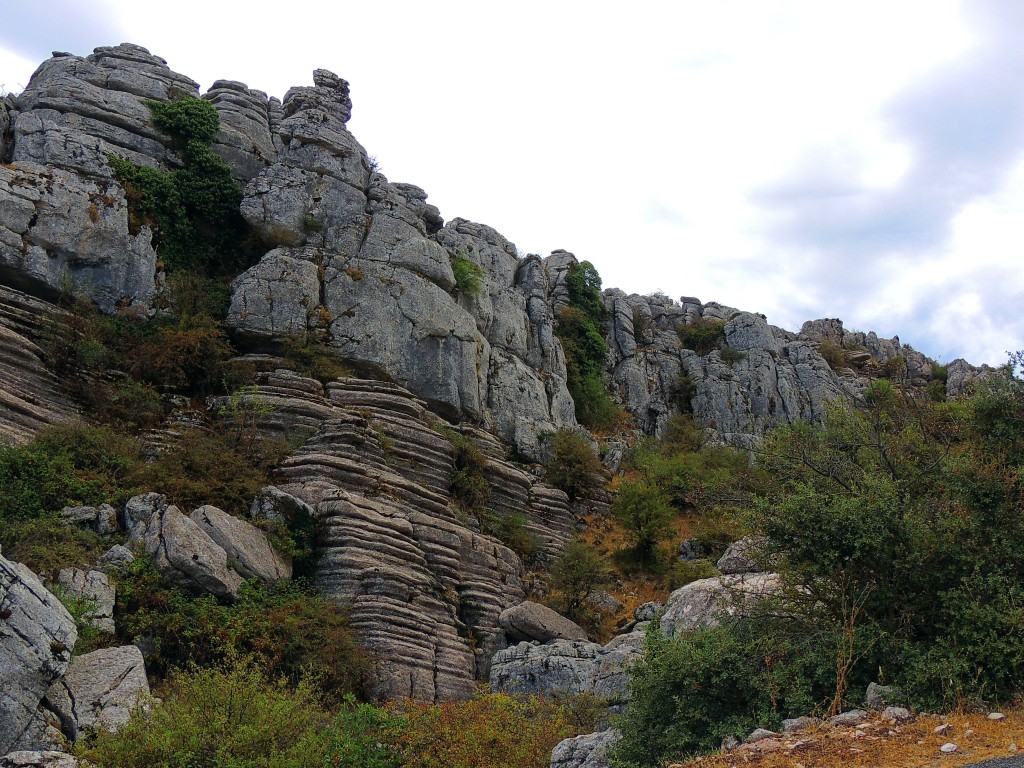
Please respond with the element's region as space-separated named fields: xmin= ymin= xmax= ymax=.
xmin=669 ymin=710 xmax=1024 ymax=768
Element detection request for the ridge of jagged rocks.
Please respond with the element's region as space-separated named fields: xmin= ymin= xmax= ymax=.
xmin=0 ymin=42 xmax=990 ymax=455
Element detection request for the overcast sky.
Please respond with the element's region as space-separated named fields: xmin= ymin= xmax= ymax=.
xmin=2 ymin=0 xmax=1022 ymax=366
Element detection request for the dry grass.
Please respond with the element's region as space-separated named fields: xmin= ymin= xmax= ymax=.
xmin=671 ymin=711 xmax=1024 ymax=768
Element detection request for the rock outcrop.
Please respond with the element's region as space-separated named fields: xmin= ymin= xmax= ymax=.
xmin=0 ymin=555 xmax=77 ymax=755
xmin=659 ymin=572 xmax=784 ymax=637
xmin=489 ymin=625 xmax=647 ymax=702
xmin=190 ymin=504 xmax=291 ymax=582
xmin=498 ymin=601 xmax=589 ymax=643
xmin=0 ymin=286 xmax=76 ymax=444
xmin=218 ymin=368 xmax=575 ymax=700
xmin=550 ymin=730 xmax=620 ymax=768
xmin=55 ymin=569 xmax=115 ymax=634
xmin=44 ymin=645 xmax=149 ymax=741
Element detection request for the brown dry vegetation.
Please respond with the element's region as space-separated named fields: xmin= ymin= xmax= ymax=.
xmin=671 ymin=711 xmax=1024 ymax=768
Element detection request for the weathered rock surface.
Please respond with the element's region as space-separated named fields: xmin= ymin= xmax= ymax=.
xmin=659 ymin=573 xmax=784 ymax=637
xmin=716 ymin=535 xmax=768 ymax=575
xmin=45 ymin=645 xmax=149 ymax=740
xmin=59 ymin=504 xmax=118 ymax=536
xmin=0 ymin=555 xmax=77 ymax=755
xmin=97 ymin=545 xmax=134 ymax=574
xmin=490 ymin=625 xmax=647 ymax=702
xmin=143 ymin=505 xmax=244 ymax=599
xmin=190 ymin=504 xmax=291 ymax=582
xmin=0 ymin=286 xmax=76 ymax=444
xmin=55 ymin=569 xmax=115 ymax=634
xmin=549 ymin=729 xmax=620 ymax=768
xmin=223 ymin=370 xmax=573 ymax=700
xmin=0 ymin=753 xmax=79 ymax=768
xmin=499 ymin=601 xmax=588 ymax=643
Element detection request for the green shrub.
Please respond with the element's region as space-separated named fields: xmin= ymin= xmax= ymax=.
xmin=446 ymin=430 xmax=490 ymax=516
xmin=665 ymin=558 xmax=719 ymax=590
xmin=548 ymin=539 xmax=611 ymax=624
xmin=395 ymin=692 xmax=575 ymax=768
xmin=0 ymin=517 xmax=108 ymax=581
xmin=76 ymin=658 xmax=337 ymax=768
xmin=556 ymin=261 xmax=618 ymax=430
xmin=127 ymin=423 xmax=291 ymax=518
xmin=543 ymin=430 xmax=603 ymax=503
xmin=677 ymin=318 xmax=725 ymax=355
xmin=612 ymin=621 xmax=836 ymax=766
xmin=109 ymin=95 xmax=249 ymax=275
xmin=611 ymin=479 xmax=675 ymax=566
xmin=481 ymin=510 xmax=539 ymax=564
xmin=116 ymin=564 xmax=370 ymax=704
xmin=451 ymin=251 xmax=485 ymax=297
xmin=718 ymin=345 xmax=746 ymax=365
xmin=817 ymin=340 xmax=846 ymax=370
xmin=0 ymin=423 xmax=138 ymax=522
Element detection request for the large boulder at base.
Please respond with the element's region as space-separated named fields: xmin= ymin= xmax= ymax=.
xmin=190 ymin=505 xmax=291 ymax=582
xmin=0 ymin=753 xmax=78 ymax=768
xmin=489 ymin=626 xmax=647 ymax=702
xmin=44 ymin=645 xmax=149 ymax=741
xmin=0 ymin=555 xmax=77 ymax=754
xmin=499 ymin=601 xmax=588 ymax=643
xmin=659 ymin=572 xmax=784 ymax=636
xmin=143 ymin=505 xmax=244 ymax=598
xmin=550 ymin=729 xmax=620 ymax=768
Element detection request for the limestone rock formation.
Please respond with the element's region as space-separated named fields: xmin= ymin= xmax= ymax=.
xmin=0 ymin=555 xmax=77 ymax=755
xmin=0 ymin=753 xmax=78 ymax=768
xmin=190 ymin=504 xmax=291 ymax=582
xmin=0 ymin=286 xmax=76 ymax=443
xmin=499 ymin=601 xmax=589 ymax=643
xmin=550 ymin=730 xmax=620 ymax=768
xmin=143 ymin=505 xmax=245 ymax=599
xmin=220 ymin=368 xmax=574 ymax=699
xmin=489 ymin=625 xmax=647 ymax=702
xmin=44 ymin=645 xmax=149 ymax=741
xmin=55 ymin=569 xmax=115 ymax=634
xmin=659 ymin=573 xmax=784 ymax=637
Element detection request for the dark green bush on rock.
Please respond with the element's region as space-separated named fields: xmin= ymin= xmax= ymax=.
xmin=109 ymin=95 xmax=249 ymax=275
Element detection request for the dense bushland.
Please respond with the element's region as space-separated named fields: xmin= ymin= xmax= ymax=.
xmin=77 ymin=658 xmax=579 ymax=768
xmin=612 ymin=369 xmax=1024 ymax=766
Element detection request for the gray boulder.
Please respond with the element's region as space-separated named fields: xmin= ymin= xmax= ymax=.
xmin=143 ymin=505 xmax=244 ymax=599
xmin=59 ymin=505 xmax=117 ymax=536
xmin=123 ymin=492 xmax=167 ymax=545
xmin=677 ymin=538 xmax=708 ymax=561
xmin=45 ymin=645 xmax=149 ymax=740
xmin=98 ymin=545 xmax=134 ymax=574
xmin=828 ymin=709 xmax=868 ymax=727
xmin=499 ymin=601 xmax=588 ymax=643
xmin=716 ymin=536 xmax=768 ymax=575
xmin=489 ymin=626 xmax=646 ymax=702
xmin=659 ymin=572 xmax=784 ymax=637
xmin=865 ymin=681 xmax=901 ymax=708
xmin=190 ymin=505 xmax=291 ymax=582
xmin=550 ymin=729 xmax=620 ymax=768
xmin=55 ymin=569 xmax=115 ymax=634
xmin=0 ymin=555 xmax=77 ymax=755
xmin=249 ymin=486 xmax=313 ymax=526
xmin=781 ymin=716 xmax=821 ymax=733
xmin=633 ymin=602 xmax=662 ymax=622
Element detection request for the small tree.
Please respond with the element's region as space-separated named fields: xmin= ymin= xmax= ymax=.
xmin=549 ymin=539 xmax=611 ymax=622
xmin=612 ymin=479 xmax=675 ymax=565
xmin=544 ymin=430 xmax=603 ymax=503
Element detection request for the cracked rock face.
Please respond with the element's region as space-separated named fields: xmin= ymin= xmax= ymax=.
xmin=143 ymin=505 xmax=245 ymax=599
xmin=55 ymin=569 xmax=115 ymax=634
xmin=659 ymin=573 xmax=784 ymax=637
xmin=550 ymin=729 xmax=620 ymax=768
xmin=0 ymin=554 xmax=77 ymax=755
xmin=45 ymin=645 xmax=149 ymax=741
